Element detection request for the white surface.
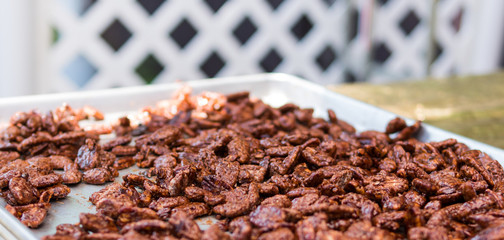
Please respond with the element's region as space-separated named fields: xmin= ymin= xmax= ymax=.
xmin=469 ymin=0 xmax=504 ymax=75
xmin=0 ymin=0 xmax=35 ymax=97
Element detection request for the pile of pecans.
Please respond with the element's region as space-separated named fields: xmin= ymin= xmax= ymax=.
xmin=1 ymin=89 xmax=503 ymax=240
xmin=0 ymin=105 xmax=108 ymax=228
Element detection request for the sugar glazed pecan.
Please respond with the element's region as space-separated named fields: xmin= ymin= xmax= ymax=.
xmin=2 ymin=89 xmax=504 ymax=239
xmin=0 ymin=105 xmax=104 ymax=228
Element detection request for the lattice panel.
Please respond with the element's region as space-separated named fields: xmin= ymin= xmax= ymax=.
xmin=430 ymin=0 xmax=476 ymax=77
xmin=42 ymin=0 xmax=493 ymax=94
xmin=368 ymin=0 xmax=433 ymax=83
xmin=46 ymin=0 xmax=350 ymax=93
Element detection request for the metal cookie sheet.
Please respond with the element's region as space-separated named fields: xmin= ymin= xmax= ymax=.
xmin=0 ymin=73 xmax=503 ymax=240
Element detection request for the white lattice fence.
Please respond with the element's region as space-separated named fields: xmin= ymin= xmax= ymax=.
xmin=369 ymin=0 xmax=504 ymax=82
xmin=430 ymin=0 xmax=504 ymax=77
xmin=368 ymin=0 xmax=433 ymax=83
xmin=1 ymin=0 xmax=502 ymax=96
xmin=44 ymin=0 xmax=352 ymax=93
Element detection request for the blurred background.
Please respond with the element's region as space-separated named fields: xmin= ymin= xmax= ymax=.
xmin=1 ymin=0 xmax=503 ymax=148
xmin=1 ymin=0 xmax=504 ymax=97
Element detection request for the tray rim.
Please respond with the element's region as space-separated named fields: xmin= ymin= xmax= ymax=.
xmin=0 ymin=73 xmax=503 ymax=239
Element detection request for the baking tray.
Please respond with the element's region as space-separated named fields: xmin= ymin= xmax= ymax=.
xmin=0 ymin=73 xmax=503 ymax=240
